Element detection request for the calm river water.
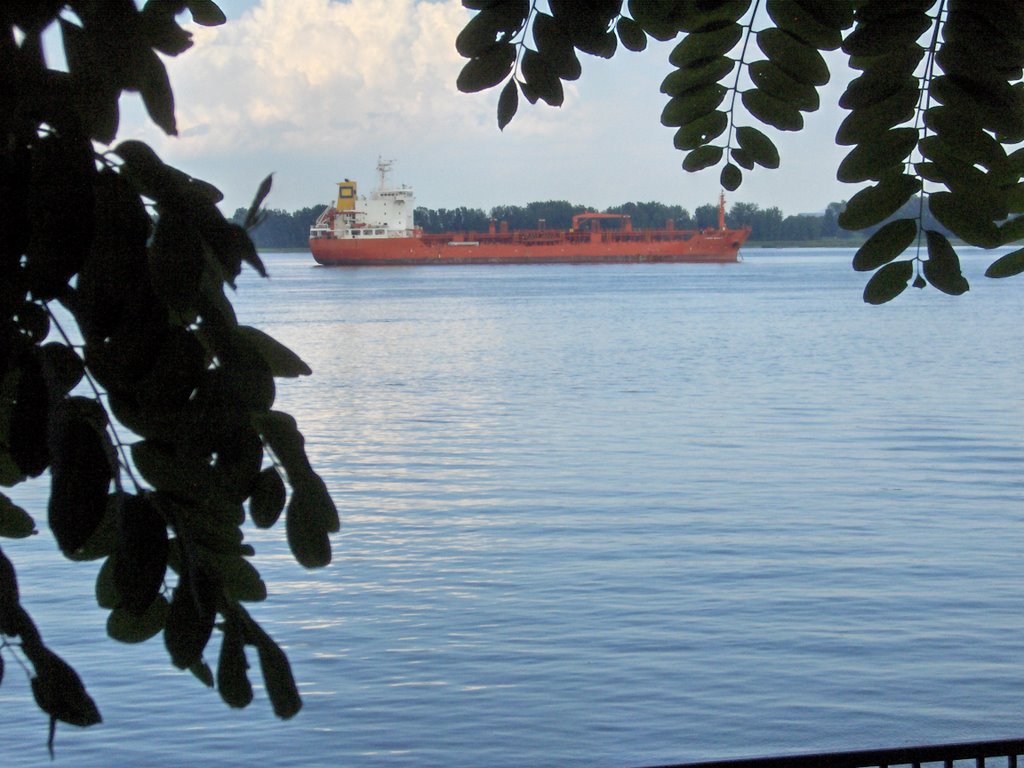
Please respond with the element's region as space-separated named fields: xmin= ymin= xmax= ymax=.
xmin=2 ymin=249 xmax=1023 ymax=767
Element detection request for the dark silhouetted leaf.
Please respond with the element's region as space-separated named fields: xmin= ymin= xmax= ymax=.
xmin=48 ymin=401 xmax=114 ymax=556
xmin=249 ymin=467 xmax=286 ymax=529
xmin=853 ymin=218 xmax=918 ymax=272
xmin=456 ymin=1 xmax=528 ymax=57
xmin=29 ymin=646 xmax=101 ymax=727
xmin=237 ymin=326 xmax=312 ymax=378
xmin=720 ymin=163 xmax=743 ymax=191
xmin=132 ymin=440 xmax=219 ymax=505
xmin=792 ymin=0 xmax=850 ymax=31
xmin=519 ymin=48 xmax=563 ymax=107
xmin=214 ymin=428 xmax=265 ymax=505
xmin=757 ymin=27 xmax=830 ymax=86
xmin=735 ymin=125 xmax=780 ymax=169
xmin=673 ymin=110 xmax=728 ymax=151
xmin=923 ymin=230 xmax=970 ymax=295
xmin=929 ymin=191 xmax=1002 ymax=247
xmin=985 ymin=246 xmax=1024 ymax=278
xmin=675 ymin=0 xmax=751 ymax=33
xmin=186 ymin=0 xmax=227 ymax=26
xmin=747 ymin=59 xmax=819 ymax=112
xmin=616 ymin=17 xmax=647 ymax=52
xmin=150 ymin=208 xmax=205 ymax=317
xmin=0 ymin=547 xmax=22 ymax=635
xmin=115 ymin=139 xmax=193 ymax=205
xmin=741 ymin=88 xmax=804 ymax=131
xmin=252 ymin=625 xmax=302 ymax=719
xmin=15 ymin=301 xmax=49 ymax=341
xmin=573 ymin=28 xmax=617 ymax=59
xmin=207 ymin=552 xmax=267 ymax=603
xmin=137 ymin=48 xmax=177 ymax=136
xmin=668 ymin=23 xmax=742 ymax=69
xmin=0 ymin=492 xmax=36 ymax=538
xmin=923 ymin=106 xmax=1006 ymax=168
xmin=863 ymin=260 xmax=913 ymax=305
xmin=286 ymin=478 xmax=334 ymax=569
xmin=254 ymin=412 xmax=312 ymax=482
xmin=661 ymin=84 xmax=727 ymax=127
xmin=95 ymin=554 xmax=119 ymax=609
xmin=190 ymin=660 xmax=215 ymax=687
xmin=766 ymin=0 xmax=843 ymax=50
xmin=916 ymin=148 xmax=1009 ymax=221
xmin=217 ymin=617 xmax=253 ymax=708
xmin=10 ymin=354 xmax=49 ymax=478
xmin=106 ymin=597 xmax=169 ymax=644
xmin=931 ymin=74 xmax=1024 ymax=143
xmin=457 ymin=44 xmax=516 ymax=93
xmin=243 ymin=173 xmax=274 ymax=231
xmin=114 ymin=494 xmax=168 ymax=615
xmin=997 ymin=214 xmax=1024 ymax=246
xmin=838 ymin=173 xmax=921 ymax=231
xmin=67 ymin=494 xmax=119 ymax=562
xmin=533 ymin=12 xmax=581 ymax=79
xmin=837 ymin=127 xmax=918 ymax=183
xmin=140 ymin=3 xmax=194 ymax=57
xmin=731 ymin=147 xmax=755 ymax=170
xmin=164 ymin=567 xmax=217 ymax=669
xmin=497 ymin=78 xmax=518 ymax=130
xmin=843 ymin=10 xmax=931 ymax=57
xmin=26 ymin=132 xmax=95 ymax=299
xmin=835 ymin=82 xmax=919 ymax=146
xmin=39 ymin=343 xmax=84 ymax=400
xmin=59 ymin=18 xmax=122 ymax=143
xmin=628 ymin=0 xmax=681 ymax=41
xmin=841 ymin=69 xmax=914 ymax=111
xmin=682 ymin=144 xmax=724 ymax=172
xmin=661 ymin=57 xmax=735 ymax=97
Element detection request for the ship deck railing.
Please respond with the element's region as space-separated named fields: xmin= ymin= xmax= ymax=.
xmin=419 ymin=229 xmax=710 ymax=247
xmin=633 ymin=737 xmax=1024 ymax=768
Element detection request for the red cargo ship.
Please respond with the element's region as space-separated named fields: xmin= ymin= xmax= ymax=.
xmin=309 ymin=160 xmax=749 ymax=266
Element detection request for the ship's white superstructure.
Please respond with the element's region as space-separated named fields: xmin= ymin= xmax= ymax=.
xmin=310 ymin=158 xmax=417 ymax=241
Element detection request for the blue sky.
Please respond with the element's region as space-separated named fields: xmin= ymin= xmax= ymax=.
xmin=116 ymin=0 xmax=856 ymax=217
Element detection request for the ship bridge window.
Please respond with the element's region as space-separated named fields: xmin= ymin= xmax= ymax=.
xmin=375 ymin=229 xmax=384 ymax=235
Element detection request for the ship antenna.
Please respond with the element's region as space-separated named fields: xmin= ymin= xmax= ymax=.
xmin=376 ymin=156 xmax=395 ymax=191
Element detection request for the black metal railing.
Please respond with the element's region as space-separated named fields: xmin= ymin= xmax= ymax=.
xmin=639 ymin=738 xmax=1024 ymax=768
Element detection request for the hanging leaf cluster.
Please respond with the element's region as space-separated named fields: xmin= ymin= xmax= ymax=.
xmin=2 ymin=0 xmax=336 ymax=754
xmin=456 ymin=0 xmax=1024 ymax=302
xmin=457 ymin=0 xmax=625 ymax=129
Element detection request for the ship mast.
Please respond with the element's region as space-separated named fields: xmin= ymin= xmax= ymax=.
xmin=718 ymin=190 xmax=726 ymax=230
xmin=376 ymin=156 xmax=395 ymax=192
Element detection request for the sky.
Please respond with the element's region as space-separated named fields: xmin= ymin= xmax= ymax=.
xmin=112 ymin=0 xmax=857 ymax=217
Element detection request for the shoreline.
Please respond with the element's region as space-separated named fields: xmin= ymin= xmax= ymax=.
xmin=256 ymin=240 xmax=866 ymax=254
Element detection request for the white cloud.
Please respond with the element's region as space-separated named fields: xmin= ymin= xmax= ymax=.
xmin=145 ymin=0 xmax=501 ymax=155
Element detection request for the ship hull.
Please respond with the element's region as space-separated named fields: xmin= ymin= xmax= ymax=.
xmin=310 ymin=230 xmax=747 ymax=266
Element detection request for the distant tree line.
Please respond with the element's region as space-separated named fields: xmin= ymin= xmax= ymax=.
xmin=230 ymin=206 xmax=324 ymax=248
xmin=233 ymin=196 xmax=958 ymax=249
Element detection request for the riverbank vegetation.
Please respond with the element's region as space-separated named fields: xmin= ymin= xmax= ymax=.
xmin=232 ymin=195 xmax=959 ymax=249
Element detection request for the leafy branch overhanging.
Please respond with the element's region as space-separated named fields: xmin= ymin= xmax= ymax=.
xmin=457 ymin=0 xmax=1024 ymax=304
xmin=1 ymin=0 xmax=338 ymax=755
